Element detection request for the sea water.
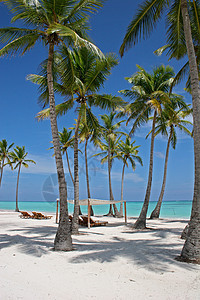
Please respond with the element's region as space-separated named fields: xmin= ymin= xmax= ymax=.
xmin=0 ymin=200 xmax=192 ymax=219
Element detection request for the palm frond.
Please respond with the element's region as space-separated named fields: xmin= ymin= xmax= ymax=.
xmin=154 ymin=44 xmax=170 ymax=56
xmin=120 ymin=0 xmax=169 ymax=56
xmin=36 ymin=98 xmax=74 ymax=120
xmin=166 ymin=0 xmax=186 ymax=60
xmin=47 ymin=23 xmax=104 ymax=59
xmin=0 ymin=27 xmax=43 ymax=43
xmin=85 ymin=53 xmax=118 ymax=91
xmin=0 ymin=33 xmax=40 ymax=56
xmin=88 ymin=94 xmax=125 ymax=110
xmin=65 ymin=0 xmax=104 ymax=22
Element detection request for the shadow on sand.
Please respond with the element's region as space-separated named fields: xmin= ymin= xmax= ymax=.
xmin=0 ymin=225 xmax=57 ymax=257
xmin=0 ymin=221 xmax=197 ymax=273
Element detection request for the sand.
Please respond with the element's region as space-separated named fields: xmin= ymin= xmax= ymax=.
xmin=0 ymin=210 xmax=199 ymax=300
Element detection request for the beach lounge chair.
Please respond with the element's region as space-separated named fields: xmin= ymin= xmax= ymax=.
xmin=81 ymin=215 xmax=108 ymax=227
xmin=69 ymin=215 xmax=85 ymax=226
xmin=32 ymin=212 xmax=52 ymax=219
xmin=20 ymin=211 xmax=33 ymax=219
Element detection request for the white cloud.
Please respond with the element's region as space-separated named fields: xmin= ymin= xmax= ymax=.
xmin=3 ymin=154 xmax=70 ymax=175
xmin=22 ymin=154 xmax=57 ymax=174
xmin=155 ymin=151 xmax=165 ymax=159
xmin=185 ymin=114 xmax=193 ymax=124
xmin=99 ymin=169 xmax=144 ymax=182
xmin=122 ymin=172 xmax=144 ymax=182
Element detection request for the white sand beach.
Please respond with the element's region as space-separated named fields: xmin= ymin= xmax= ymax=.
xmin=0 ymin=211 xmax=199 ymax=300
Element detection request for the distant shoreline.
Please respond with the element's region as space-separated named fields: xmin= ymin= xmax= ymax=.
xmin=0 ymin=209 xmax=190 ymax=220
xmin=0 ymin=199 xmax=193 ymax=202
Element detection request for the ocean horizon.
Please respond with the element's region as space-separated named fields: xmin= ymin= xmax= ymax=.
xmin=0 ymin=200 xmax=192 ymax=219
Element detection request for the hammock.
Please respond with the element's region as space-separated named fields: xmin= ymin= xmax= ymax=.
xmin=56 ymin=198 xmax=127 ymax=228
xmin=67 ymin=198 xmax=124 ymax=205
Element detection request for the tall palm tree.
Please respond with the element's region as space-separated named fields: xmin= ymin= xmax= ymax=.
xmin=59 ymin=125 xmax=83 ymax=216
xmin=0 ymin=0 xmax=105 ymax=250
xmin=100 ymin=112 xmax=127 ymax=216
xmin=120 ymin=65 xmax=175 ymax=229
xmin=79 ymin=111 xmax=102 ymax=216
xmin=119 ymin=0 xmax=200 ymax=264
xmin=0 ymin=139 xmax=14 ymax=187
xmin=93 ymin=134 xmax=122 ymax=208
xmin=149 ymin=100 xmax=192 ymax=219
xmin=115 ymin=137 xmax=143 ymax=216
xmin=10 ymin=146 xmax=35 ymax=212
xmin=94 ymin=113 xmax=127 ymax=216
xmin=30 ymin=47 xmax=124 ymax=233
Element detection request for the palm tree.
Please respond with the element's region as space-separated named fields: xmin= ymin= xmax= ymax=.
xmin=119 ymin=0 xmax=200 ymax=264
xmin=120 ymin=65 xmax=177 ymax=229
xmin=154 ymin=0 xmax=200 ymax=93
xmin=10 ymin=146 xmax=35 ymax=212
xmin=149 ymin=100 xmax=192 ymax=219
xmin=95 ymin=113 xmax=127 ymax=216
xmin=0 ymin=0 xmax=105 ymax=249
xmin=115 ymin=137 xmax=143 ymax=216
xmin=59 ymin=128 xmax=74 ymax=186
xmin=0 ymin=139 xmax=14 ymax=187
xmin=101 ymin=113 xmax=124 ymax=216
xmin=49 ymin=127 xmax=74 ymax=184
xmin=30 ymin=47 xmax=124 ymax=233
xmin=93 ymin=135 xmax=122 ymax=213
xmin=79 ymin=111 xmax=102 ymax=216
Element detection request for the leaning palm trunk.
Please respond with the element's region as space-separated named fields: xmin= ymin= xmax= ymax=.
xmin=47 ymin=42 xmax=72 ymax=251
xmin=179 ymin=0 xmax=200 ymax=263
xmin=15 ymin=164 xmax=21 ymax=212
xmin=85 ymin=138 xmax=94 ymax=216
xmin=119 ymin=161 xmax=126 ymax=217
xmin=150 ymin=127 xmax=173 ymax=219
xmin=133 ymin=111 xmax=157 ymax=229
xmin=72 ymin=113 xmax=81 ymax=234
xmin=0 ymin=158 xmax=4 ymax=187
xmin=66 ymin=151 xmax=74 ymax=186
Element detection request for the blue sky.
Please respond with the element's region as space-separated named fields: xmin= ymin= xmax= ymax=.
xmin=0 ymin=0 xmax=194 ymax=203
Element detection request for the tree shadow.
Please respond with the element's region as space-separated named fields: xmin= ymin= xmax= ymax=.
xmin=1 ymin=221 xmax=197 ymax=275
xmin=0 ymin=225 xmax=57 ymax=257
xmin=162 ymin=219 xmax=189 ymax=224
xmin=9 ymin=225 xmax=57 ymax=237
xmin=122 ymin=225 xmax=184 ymax=239
xmin=71 ymin=229 xmax=196 ymax=273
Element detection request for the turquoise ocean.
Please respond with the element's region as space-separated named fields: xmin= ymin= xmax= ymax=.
xmin=0 ymin=200 xmax=192 ymax=219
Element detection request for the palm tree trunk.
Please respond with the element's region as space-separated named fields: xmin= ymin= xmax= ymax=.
xmin=150 ymin=127 xmax=173 ymax=219
xmin=47 ymin=42 xmax=72 ymax=251
xmin=66 ymin=151 xmax=74 ymax=185
xmin=119 ymin=161 xmax=126 ymax=217
xmin=15 ymin=163 xmax=21 ymax=212
xmin=133 ymin=110 xmax=157 ymax=229
xmin=72 ymin=113 xmax=81 ymax=234
xmin=106 ymin=136 xmax=114 ymax=215
xmin=178 ymin=0 xmax=200 ymax=264
xmin=0 ymin=158 xmax=5 ymax=187
xmin=105 ymin=136 xmax=114 ymax=216
xmin=107 ymin=138 xmax=120 ymax=217
xmin=85 ymin=138 xmax=94 ymax=216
